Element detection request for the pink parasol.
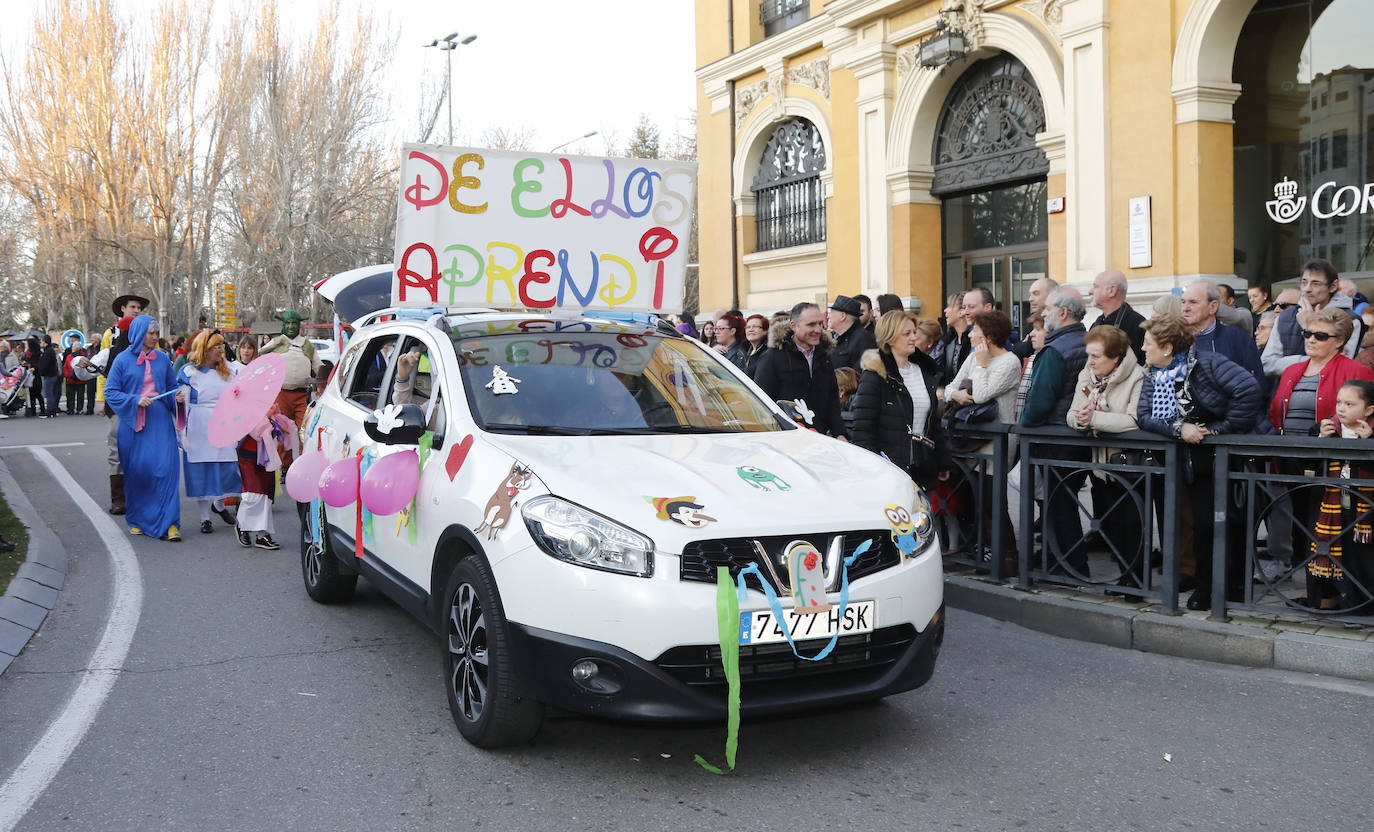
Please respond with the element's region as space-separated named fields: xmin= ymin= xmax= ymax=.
xmin=207 ymin=353 xmax=286 ymax=448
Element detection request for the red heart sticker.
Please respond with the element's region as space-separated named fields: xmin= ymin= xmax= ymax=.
xmin=445 ymin=434 xmax=474 ymax=481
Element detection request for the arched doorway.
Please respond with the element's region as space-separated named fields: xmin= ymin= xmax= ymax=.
xmin=934 ymin=54 xmax=1050 ymax=331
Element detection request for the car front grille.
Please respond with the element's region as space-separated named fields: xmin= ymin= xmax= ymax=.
xmin=679 ymin=530 xmax=901 ymax=592
xmin=654 ymin=624 xmax=918 ymax=695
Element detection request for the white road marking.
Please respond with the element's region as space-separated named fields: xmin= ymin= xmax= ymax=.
xmin=0 ymin=443 xmax=86 ymax=450
xmin=0 ymin=447 xmax=144 ymax=831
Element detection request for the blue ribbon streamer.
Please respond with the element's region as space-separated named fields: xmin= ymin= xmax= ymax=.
xmin=734 ymin=538 xmax=872 ymax=662
xmin=309 ymin=497 xmax=322 ymax=546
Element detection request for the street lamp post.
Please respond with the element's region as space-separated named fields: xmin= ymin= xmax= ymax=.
xmin=548 ymin=131 xmax=598 ymax=154
xmin=423 ymin=32 xmax=477 ymax=145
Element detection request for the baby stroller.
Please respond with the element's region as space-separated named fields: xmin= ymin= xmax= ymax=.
xmin=0 ymin=365 xmax=31 ymax=415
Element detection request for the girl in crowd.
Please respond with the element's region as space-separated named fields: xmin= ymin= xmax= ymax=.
xmin=1138 ymin=313 xmax=1261 ymax=610
xmin=1309 ymin=378 xmax=1374 ymax=611
xmin=176 ymin=331 xmax=241 ymax=534
xmin=852 ymin=310 xmax=948 ymax=490
xmin=698 ymin=320 xmax=714 ymax=346
xmin=1067 ymin=325 xmax=1145 ymax=592
xmin=741 ymin=314 xmax=771 ymax=378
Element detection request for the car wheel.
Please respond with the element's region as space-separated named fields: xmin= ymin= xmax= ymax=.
xmin=442 ymin=555 xmax=544 ymax=747
xmin=300 ymin=502 xmax=357 ymax=603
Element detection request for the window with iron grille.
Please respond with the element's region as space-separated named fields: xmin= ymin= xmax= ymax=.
xmin=751 ymin=118 xmax=826 ymax=252
xmin=760 ymin=0 xmax=809 ymax=37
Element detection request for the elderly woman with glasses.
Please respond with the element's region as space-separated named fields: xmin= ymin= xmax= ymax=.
xmin=1268 ymin=306 xmax=1374 ymax=435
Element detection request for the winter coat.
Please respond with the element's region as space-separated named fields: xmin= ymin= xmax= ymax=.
xmin=723 ymin=340 xmax=749 ymax=372
xmin=740 ymin=342 xmax=770 ymax=379
xmin=1089 ymin=302 xmax=1147 ymax=366
xmin=1020 ymin=322 xmax=1088 ymax=427
xmin=830 ymin=322 xmax=878 ymax=373
xmin=1192 ymin=320 xmax=1266 ymax=393
xmin=851 ymin=348 xmax=948 ymax=487
xmin=752 ymin=331 xmax=844 ymax=437
xmin=1267 ymin=353 xmax=1374 ymax=434
xmin=1137 ymin=347 xmax=1262 ymax=439
xmin=36 ymin=344 xmax=59 ymax=378
xmin=1067 ymin=350 xmax=1145 ymax=474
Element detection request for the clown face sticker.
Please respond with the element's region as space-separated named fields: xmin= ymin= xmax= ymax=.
xmin=647 ymin=496 xmax=717 ymax=528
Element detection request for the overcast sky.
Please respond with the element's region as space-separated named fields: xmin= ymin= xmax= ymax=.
xmin=8 ymin=0 xmax=699 ymax=155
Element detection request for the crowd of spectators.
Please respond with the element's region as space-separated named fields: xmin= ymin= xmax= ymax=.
xmin=669 ymin=258 xmax=1374 ymax=616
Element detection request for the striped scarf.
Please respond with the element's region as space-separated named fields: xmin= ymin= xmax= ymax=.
xmin=1310 ymin=457 xmax=1374 ymax=580
xmin=1149 ymin=353 xmax=1189 ymax=423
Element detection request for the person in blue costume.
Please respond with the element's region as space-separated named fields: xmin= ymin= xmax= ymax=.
xmin=175 ymin=330 xmax=241 ymax=535
xmin=104 ymin=315 xmax=183 ymax=541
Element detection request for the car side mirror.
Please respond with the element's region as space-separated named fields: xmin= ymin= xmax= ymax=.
xmin=364 ymin=403 xmax=427 ymax=445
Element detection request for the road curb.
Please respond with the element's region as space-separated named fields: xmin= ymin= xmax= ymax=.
xmin=0 ymin=455 xmax=68 ymax=676
xmin=945 ymin=574 xmax=1374 ymax=683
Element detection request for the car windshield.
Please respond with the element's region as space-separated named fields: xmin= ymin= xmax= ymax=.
xmin=452 ymin=328 xmax=789 ymax=435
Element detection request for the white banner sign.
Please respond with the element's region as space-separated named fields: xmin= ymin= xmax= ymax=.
xmin=391 ymin=144 xmax=697 ymax=313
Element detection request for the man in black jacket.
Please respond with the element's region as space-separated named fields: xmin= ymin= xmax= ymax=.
xmin=1088 ymin=270 xmax=1146 ymax=365
xmin=753 ymin=302 xmax=845 ymax=438
xmin=827 ymin=295 xmax=877 ymax=373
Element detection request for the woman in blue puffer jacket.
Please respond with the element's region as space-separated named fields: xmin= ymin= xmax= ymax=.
xmin=1137 ymin=313 xmax=1261 ymax=611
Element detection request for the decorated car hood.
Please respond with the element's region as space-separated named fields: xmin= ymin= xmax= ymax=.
xmin=479 ymin=429 xmax=913 ymax=553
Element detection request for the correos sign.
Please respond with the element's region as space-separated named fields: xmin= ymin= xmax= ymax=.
xmin=1267 ymin=175 xmax=1374 ymax=223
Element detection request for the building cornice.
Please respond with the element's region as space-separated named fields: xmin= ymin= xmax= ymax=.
xmin=697 ymin=13 xmax=833 ymax=112
xmin=1171 ymin=81 xmax=1243 ymax=125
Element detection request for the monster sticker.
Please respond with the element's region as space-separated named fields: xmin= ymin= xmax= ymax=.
xmin=475 ymin=462 xmax=533 ymax=539
xmin=736 ymin=465 xmax=790 ymax=492
xmin=785 ymin=540 xmax=830 ymax=612
xmin=646 ymin=496 xmax=717 ymax=528
xmin=884 ymin=503 xmax=920 ymax=558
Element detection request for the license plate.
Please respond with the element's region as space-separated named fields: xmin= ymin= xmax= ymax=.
xmin=739 ymin=601 xmax=876 ymax=645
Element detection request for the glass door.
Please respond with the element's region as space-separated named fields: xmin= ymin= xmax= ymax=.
xmin=1010 ymin=253 xmax=1048 ymax=334
xmin=968 ymin=256 xmax=1001 ymax=309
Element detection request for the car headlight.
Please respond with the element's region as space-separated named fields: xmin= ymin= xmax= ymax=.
xmin=911 ymin=485 xmax=935 ymax=550
xmin=521 ymin=496 xmax=654 ymax=577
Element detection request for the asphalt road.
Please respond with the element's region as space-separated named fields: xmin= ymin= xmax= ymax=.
xmin=0 ymin=415 xmax=1371 ymax=831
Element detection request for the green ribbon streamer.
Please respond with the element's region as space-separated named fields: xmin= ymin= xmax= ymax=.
xmin=694 ymin=565 xmax=741 ymax=775
xmin=408 ymin=431 xmax=434 ymax=546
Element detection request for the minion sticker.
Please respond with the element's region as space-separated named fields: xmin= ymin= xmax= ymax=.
xmin=647 ymin=496 xmax=717 ymax=528
xmin=884 ymin=503 xmax=919 ymax=558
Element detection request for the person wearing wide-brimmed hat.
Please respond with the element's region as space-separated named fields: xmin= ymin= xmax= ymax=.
xmin=96 ymin=293 xmax=150 ymax=514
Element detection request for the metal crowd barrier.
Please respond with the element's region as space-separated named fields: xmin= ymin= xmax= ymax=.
xmin=942 ymin=425 xmax=1374 ymax=626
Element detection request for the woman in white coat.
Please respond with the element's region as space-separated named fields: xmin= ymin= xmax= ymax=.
xmin=1067 ymin=325 xmax=1145 ymax=593
xmin=176 ymin=330 xmax=241 ymax=534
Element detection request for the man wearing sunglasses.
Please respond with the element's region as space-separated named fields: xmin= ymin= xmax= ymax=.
xmin=1181 ymin=280 xmax=1266 ymax=389
xmin=1262 ymin=258 xmax=1364 ymax=379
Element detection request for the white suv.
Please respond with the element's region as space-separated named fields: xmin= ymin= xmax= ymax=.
xmin=300 ymin=309 xmax=944 ymax=747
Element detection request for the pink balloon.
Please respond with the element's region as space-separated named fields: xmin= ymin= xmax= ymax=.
xmin=360 ymin=450 xmax=420 ymax=516
xmin=285 ymin=449 xmax=330 ymax=502
xmin=318 ymin=458 xmax=360 ymax=508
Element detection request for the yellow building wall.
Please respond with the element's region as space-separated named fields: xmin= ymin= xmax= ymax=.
xmin=1047 ymin=172 xmax=1066 ymax=284
xmin=1175 ymin=120 xmax=1236 ymax=276
xmin=826 ymin=66 xmax=861 ymax=300
xmin=696 ymin=83 xmax=735 ymax=315
xmin=1106 ymin=0 xmax=1178 ymax=278
xmin=694 ymin=0 xmax=729 ymax=68
xmin=892 ymin=202 xmax=941 ymax=308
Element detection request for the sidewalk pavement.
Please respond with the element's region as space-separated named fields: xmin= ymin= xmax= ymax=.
xmin=945 ymin=566 xmax=1374 ymax=682
xmin=0 ymin=458 xmax=68 ymax=676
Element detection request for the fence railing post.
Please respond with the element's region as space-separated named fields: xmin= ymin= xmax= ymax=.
xmin=989 ymin=429 xmax=1008 ymax=582
xmin=1210 ymin=445 xmax=1231 ymax=622
xmin=1160 ymin=442 xmax=1181 ymax=614
xmin=1017 ymin=430 xmax=1033 ymax=589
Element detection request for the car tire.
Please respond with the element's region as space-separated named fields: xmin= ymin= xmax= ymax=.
xmin=300 ymin=502 xmax=357 ymax=604
xmin=442 ymin=555 xmax=544 ymax=748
